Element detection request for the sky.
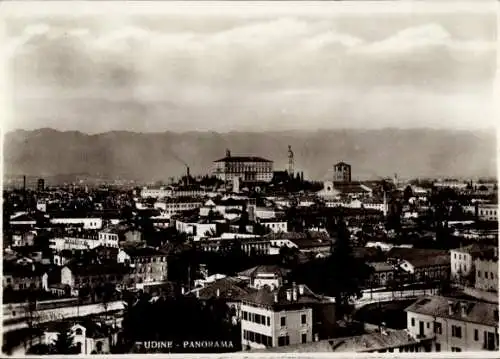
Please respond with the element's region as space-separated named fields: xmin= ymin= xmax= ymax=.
xmin=1 ymin=2 xmax=497 ymax=133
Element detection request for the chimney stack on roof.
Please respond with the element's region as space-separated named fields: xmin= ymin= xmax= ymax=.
xmin=286 ymin=289 xmax=292 ymax=301
xmin=299 ymin=284 xmax=305 ymax=295
xmin=274 ymin=293 xmax=278 ymax=303
xmin=196 ymin=290 xmax=200 ymax=298
xmin=448 ymin=300 xmax=454 ymax=315
xmin=216 ymin=288 xmax=220 ymax=298
xmin=460 ymin=302 xmax=468 ymax=318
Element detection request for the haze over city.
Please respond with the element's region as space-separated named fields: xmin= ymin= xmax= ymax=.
xmin=2 ymin=2 xmax=497 ymax=134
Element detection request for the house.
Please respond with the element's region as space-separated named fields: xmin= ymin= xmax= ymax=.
xmin=154 ymin=197 xmax=204 ymax=217
xmin=140 ymin=186 xmax=172 ymax=199
xmin=3 ymin=262 xmax=48 ymax=291
xmin=405 ymin=296 xmax=499 ymax=352
xmin=189 ymin=277 xmax=257 ymax=321
xmin=60 ymin=263 xmax=133 ymax=291
xmin=474 ymin=248 xmax=499 ymax=292
xmin=237 ymin=265 xmax=290 ymax=290
xmin=477 ymin=204 xmax=498 ymax=222
xmin=98 ymin=227 xmax=120 ymax=248
xmin=251 ymin=329 xmax=431 ymax=353
xmin=11 ymin=230 xmax=37 ymax=247
xmin=41 ymin=321 xmax=117 ymax=354
xmin=450 ymin=244 xmax=497 ymax=284
xmin=50 ymin=236 xmax=101 ymax=251
xmin=240 ymin=283 xmax=335 ymax=350
xmin=117 ymin=246 xmax=169 ymax=286
xmin=317 ymin=181 xmax=341 ymax=200
xmin=260 ymin=218 xmax=288 ymax=234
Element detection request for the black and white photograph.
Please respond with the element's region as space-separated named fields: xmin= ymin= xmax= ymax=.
xmin=1 ymin=1 xmax=498 ymax=356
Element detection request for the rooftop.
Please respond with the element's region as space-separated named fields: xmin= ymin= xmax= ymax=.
xmin=405 ymin=295 xmax=499 ymax=327
xmin=192 ymin=277 xmax=256 ymax=301
xmin=237 ymin=265 xmax=290 ymax=279
xmin=252 ymin=329 xmax=421 ymax=353
xmin=240 ymin=283 xmax=327 ymax=309
xmin=451 ymin=244 xmax=497 ymax=258
xmin=368 ymin=262 xmax=394 ymax=272
xmin=214 ymin=156 xmax=273 ymax=163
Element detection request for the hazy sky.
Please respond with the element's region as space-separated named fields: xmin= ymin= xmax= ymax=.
xmin=2 ymin=2 xmax=497 ymax=133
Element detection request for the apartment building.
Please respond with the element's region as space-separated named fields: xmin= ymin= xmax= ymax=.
xmin=154 ymin=197 xmax=204 ymax=217
xmin=474 ymin=249 xmax=499 ymax=292
xmin=478 ymin=204 xmax=498 ymax=222
xmin=117 ymin=247 xmax=169 ymax=285
xmin=450 ymin=244 xmax=497 ymax=283
xmin=260 ymin=218 xmax=288 ymax=234
xmin=98 ymin=227 xmax=120 ymax=248
xmin=240 ymin=283 xmax=333 ymax=350
xmin=237 ymin=265 xmax=290 ymax=290
xmin=405 ymin=296 xmax=499 ymax=352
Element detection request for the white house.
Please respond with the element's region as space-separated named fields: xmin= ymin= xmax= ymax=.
xmin=260 ymin=219 xmax=288 ymax=234
xmin=50 ymin=217 xmax=103 ymax=230
xmin=98 ymin=228 xmax=120 ymax=248
xmin=50 ymin=237 xmax=101 ymax=251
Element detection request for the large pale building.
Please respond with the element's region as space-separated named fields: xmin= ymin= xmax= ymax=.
xmin=213 ymin=150 xmax=273 ymax=183
xmin=405 ymin=296 xmax=499 ymax=352
xmin=240 ymin=283 xmax=334 ymax=350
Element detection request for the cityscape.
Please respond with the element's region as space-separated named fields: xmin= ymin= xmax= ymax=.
xmin=2 ymin=1 xmax=498 ymax=356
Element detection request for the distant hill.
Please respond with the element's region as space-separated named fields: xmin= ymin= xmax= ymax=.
xmin=3 ymin=128 xmax=496 ymax=183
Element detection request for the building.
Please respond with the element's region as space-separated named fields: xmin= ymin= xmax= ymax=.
xmin=49 ymin=216 xmax=103 ymax=230
xmin=367 ymin=262 xmax=395 ymax=287
xmin=37 ymin=178 xmax=45 ymax=192
xmin=477 ymin=204 xmax=498 ymax=222
xmin=260 ymin=218 xmax=288 ymax=234
xmin=140 ymin=187 xmax=172 ymax=199
xmin=3 ymin=263 xmax=48 ymax=291
xmin=213 ymin=149 xmax=274 ymax=183
xmin=474 ymin=249 xmax=499 ymax=292
xmin=251 ymin=329 xmax=432 ymax=353
xmin=237 ymin=265 xmax=290 ymax=290
xmin=450 ymin=244 xmax=497 ymax=284
xmin=333 ymin=162 xmax=351 ymax=183
xmin=240 ymin=283 xmax=334 ymax=350
xmin=154 ymin=198 xmax=204 ymax=217
xmin=405 ymin=296 xmax=499 ymax=352
xmin=42 ymin=321 xmax=117 ymax=354
xmin=398 ymin=256 xmax=450 ymax=283
xmin=50 ymin=236 xmax=101 ymax=252
xmin=98 ymin=227 xmax=120 ymax=248
xmin=60 ymin=263 xmax=132 ymax=291
xmin=117 ymin=247 xmax=169 ymax=285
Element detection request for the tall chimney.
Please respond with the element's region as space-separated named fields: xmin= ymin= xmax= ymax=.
xmin=226 ymin=149 xmax=231 ymax=158
xmin=448 ymin=300 xmax=454 ymax=315
xmin=23 ymin=175 xmax=26 ymax=192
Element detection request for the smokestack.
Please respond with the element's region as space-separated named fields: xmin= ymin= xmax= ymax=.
xmin=226 ymin=149 xmax=231 ymax=158
xmin=23 ymin=175 xmax=26 ymax=192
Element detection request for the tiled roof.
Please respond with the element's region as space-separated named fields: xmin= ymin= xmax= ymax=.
xmin=252 ymin=329 xmax=421 ymax=353
xmin=368 ymin=262 xmax=394 ymax=272
xmin=405 ymin=296 xmax=499 ymax=327
xmin=451 ymin=244 xmax=497 ymax=259
xmin=404 ymin=255 xmax=450 ymax=268
xmin=386 ymin=248 xmax=449 ymax=261
xmin=240 ymin=283 xmax=327 ymax=309
xmin=237 ymin=265 xmax=290 ymax=278
xmin=214 ymin=156 xmax=273 ymax=163
xmin=66 ymin=262 xmax=131 ymax=276
xmin=123 ymin=246 xmax=168 ymax=258
xmin=193 ymin=277 xmax=256 ymax=301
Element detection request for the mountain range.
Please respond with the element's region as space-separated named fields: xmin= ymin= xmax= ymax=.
xmin=3 ymin=128 xmax=497 ymax=183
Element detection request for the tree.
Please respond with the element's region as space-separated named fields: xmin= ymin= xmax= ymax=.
xmin=52 ymin=324 xmax=76 ymax=354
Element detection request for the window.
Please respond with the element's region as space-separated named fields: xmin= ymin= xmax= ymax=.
xmin=266 ymin=317 xmax=270 ymax=326
xmin=491 ymin=272 xmax=494 ymax=279
xmin=452 ymin=325 xmax=462 ymax=338
xmin=435 ymin=343 xmax=441 ymax=352
xmin=454 ymin=253 xmax=456 ymax=259
xmin=302 ymin=334 xmax=307 ymax=344
xmin=243 ymin=311 xmax=248 ymax=320
xmin=478 ymin=271 xmax=481 ymax=278
xmin=474 ymin=329 xmax=479 ymax=341
xmin=451 ymin=347 xmax=462 ymax=352
xmin=75 ymin=328 xmax=83 ymax=335
xmin=427 ymin=322 xmax=430 ymax=329
xmin=281 ymin=317 xmax=286 ymax=327
xmin=485 ymin=272 xmax=489 ymax=279
xmin=411 ymin=318 xmax=415 ymax=327
xmin=301 ymin=314 xmax=307 ymax=325
xmin=434 ymin=322 xmax=442 ymax=335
